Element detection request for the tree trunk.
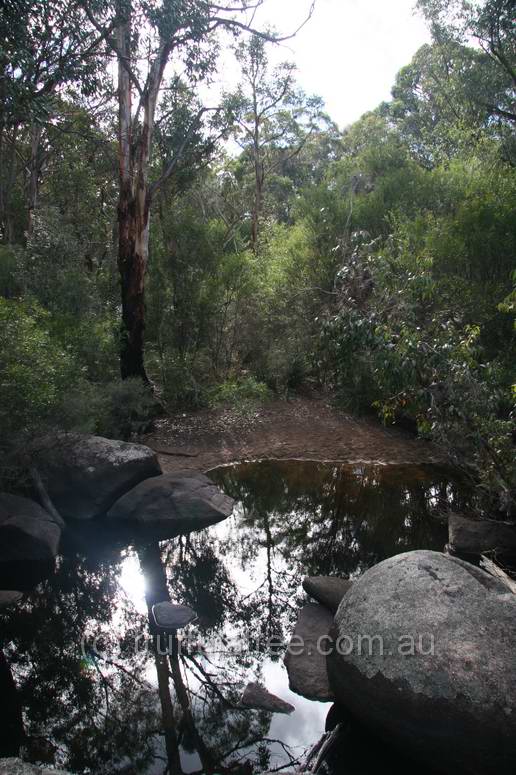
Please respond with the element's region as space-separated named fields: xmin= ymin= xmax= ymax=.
xmin=27 ymin=121 xmax=42 ymax=237
xmin=251 ymin=160 xmax=263 ymax=251
xmin=118 ymin=179 xmax=151 ymax=381
xmin=116 ymin=1 xmax=151 ymax=382
xmin=155 ymin=652 xmax=184 ymax=775
xmin=0 ymin=123 xmax=19 ymax=244
xmin=251 ymin=90 xmax=262 ymax=252
xmin=138 ymin=542 xmax=215 ymax=774
xmin=115 ymin=0 xmax=172 ymax=382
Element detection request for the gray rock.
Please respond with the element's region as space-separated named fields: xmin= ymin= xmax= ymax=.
xmin=0 ymin=591 xmax=23 ymax=608
xmin=29 ymin=433 xmax=161 ymax=520
xmin=0 ymin=760 xmax=74 ymax=775
xmin=240 ymin=682 xmax=295 ymax=715
xmin=0 ymin=494 xmax=61 ymax=589
xmin=327 ymin=550 xmax=516 ymax=775
xmin=284 ymin=603 xmax=334 ymax=703
xmin=449 ymin=513 xmax=516 ymax=556
xmin=107 ymin=471 xmax=234 ymax=538
xmin=303 ymin=576 xmax=353 ymax=613
xmin=152 ymin=602 xmax=197 ymax=630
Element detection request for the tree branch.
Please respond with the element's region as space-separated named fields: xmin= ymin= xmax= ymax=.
xmin=79 ymin=2 xmax=144 ymax=98
xmin=210 ymin=1 xmax=316 ymax=43
xmin=149 ymin=107 xmax=219 ymax=197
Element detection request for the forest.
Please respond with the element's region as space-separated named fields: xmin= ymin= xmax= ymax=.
xmin=2 ymin=2 xmax=516 ymax=774
xmin=1 ymin=0 xmax=515 ymax=515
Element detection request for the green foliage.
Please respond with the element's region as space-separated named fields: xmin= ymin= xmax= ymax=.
xmin=151 ymin=353 xmax=208 ymax=410
xmin=208 ymin=376 xmax=272 ymax=410
xmin=0 ymin=298 xmax=156 ymax=462
xmin=0 ymin=298 xmax=81 ymax=443
xmin=1 ymin=0 xmax=514 ymax=519
xmin=320 ymin=159 xmax=516 ymax=513
xmin=90 ymin=379 xmax=159 ymax=440
xmin=0 ymin=244 xmax=20 ymax=297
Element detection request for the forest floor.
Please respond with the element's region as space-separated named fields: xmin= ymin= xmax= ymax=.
xmin=145 ymin=397 xmax=444 ymax=475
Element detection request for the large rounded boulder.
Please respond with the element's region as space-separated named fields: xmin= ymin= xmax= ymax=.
xmin=106 ymin=471 xmax=234 ymax=539
xmin=449 ymin=513 xmax=516 ymax=557
xmin=327 ymin=550 xmax=516 ymax=775
xmin=0 ymin=493 xmax=61 ymax=589
xmin=29 ymin=434 xmax=161 ymax=520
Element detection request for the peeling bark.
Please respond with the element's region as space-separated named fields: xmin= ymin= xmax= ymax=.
xmin=115 ymin=0 xmax=172 ymax=381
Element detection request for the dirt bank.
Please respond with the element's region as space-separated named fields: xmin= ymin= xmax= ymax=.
xmin=145 ymin=398 xmax=444 ymax=475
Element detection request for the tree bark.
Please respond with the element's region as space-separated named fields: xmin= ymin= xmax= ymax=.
xmin=111 ymin=2 xmax=302 ymax=378
xmin=0 ymin=124 xmax=19 ymax=244
xmin=251 ymin=148 xmax=264 ymax=251
xmin=115 ymin=0 xmax=173 ymax=382
xmin=116 ymin=1 xmax=150 ymax=381
xmin=118 ymin=179 xmax=151 ymax=381
xmin=27 ymin=121 xmax=43 ymax=237
xmin=251 ymin=74 xmax=262 ymax=252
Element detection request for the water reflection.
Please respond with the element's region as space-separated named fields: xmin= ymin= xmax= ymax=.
xmin=0 ymin=461 xmax=470 ymax=773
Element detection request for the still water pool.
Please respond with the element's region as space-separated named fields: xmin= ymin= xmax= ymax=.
xmin=0 ymin=460 xmax=471 ymax=774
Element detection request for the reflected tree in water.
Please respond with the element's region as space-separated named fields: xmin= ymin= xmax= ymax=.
xmin=0 ymin=461 xmax=469 ymax=774
xmin=0 ymin=547 xmax=160 ymax=773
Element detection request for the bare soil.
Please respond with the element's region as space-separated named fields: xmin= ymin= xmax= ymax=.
xmin=145 ymin=397 xmax=444 ymax=475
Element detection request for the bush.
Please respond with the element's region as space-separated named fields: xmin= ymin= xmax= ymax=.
xmin=90 ymin=379 xmax=159 ymax=440
xmin=208 ymin=376 xmax=272 ymax=411
xmin=0 ymin=298 xmax=81 ymax=445
xmin=321 ymin=229 xmax=516 ymax=516
xmin=148 ymin=352 xmax=208 ymax=410
xmin=0 ymin=297 xmax=157 ymax=487
xmin=261 ymin=342 xmax=309 ymax=396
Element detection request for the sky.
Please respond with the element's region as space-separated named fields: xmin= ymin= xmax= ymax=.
xmin=238 ymin=0 xmax=432 ymax=129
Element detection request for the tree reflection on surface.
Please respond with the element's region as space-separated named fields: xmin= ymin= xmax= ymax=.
xmin=0 ymin=461 xmax=470 ymax=773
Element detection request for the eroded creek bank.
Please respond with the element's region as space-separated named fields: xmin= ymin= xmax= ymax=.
xmin=146 ymin=397 xmax=444 ymax=474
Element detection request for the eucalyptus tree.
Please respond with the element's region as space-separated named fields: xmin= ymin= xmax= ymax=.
xmin=387 ymin=42 xmax=500 ymax=166
xmin=417 ymin=0 xmax=516 ymax=123
xmin=0 ymin=0 xmax=110 ymax=239
xmin=79 ymin=0 xmax=315 ymax=381
xmin=232 ymin=34 xmax=325 ymax=250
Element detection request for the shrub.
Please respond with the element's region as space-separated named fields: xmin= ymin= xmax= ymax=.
xmin=148 ymin=352 xmax=208 ymax=410
xmin=261 ymin=342 xmax=309 ymax=396
xmin=91 ymin=379 xmax=159 ymax=440
xmin=208 ymin=376 xmax=272 ymax=410
xmin=0 ymin=298 xmax=80 ymax=445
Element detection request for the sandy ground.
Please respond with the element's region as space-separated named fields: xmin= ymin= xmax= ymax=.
xmin=144 ymin=397 xmax=444 ymax=475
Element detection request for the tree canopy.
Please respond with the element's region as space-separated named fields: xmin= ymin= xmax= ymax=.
xmin=1 ymin=0 xmax=514 ymax=512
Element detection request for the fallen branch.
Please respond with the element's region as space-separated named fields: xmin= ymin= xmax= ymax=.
xmin=480 ymin=555 xmax=516 ymax=595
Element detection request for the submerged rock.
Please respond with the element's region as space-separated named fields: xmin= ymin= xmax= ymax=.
xmin=0 ymin=591 xmax=23 ymax=608
xmin=0 ymin=493 xmax=61 ymax=590
xmin=284 ymin=603 xmax=334 ymax=702
xmin=0 ymin=760 xmax=74 ymax=775
xmin=152 ymin=602 xmax=197 ymax=631
xmin=240 ymin=682 xmax=295 ymax=715
xmin=303 ymin=575 xmax=353 ymax=613
xmin=327 ymin=550 xmax=516 ymax=775
xmin=107 ymin=471 xmax=234 ymax=538
xmin=449 ymin=513 xmax=516 ymax=557
xmin=305 ymin=713 xmax=439 ymax=775
xmin=29 ymin=433 xmax=161 ymax=521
